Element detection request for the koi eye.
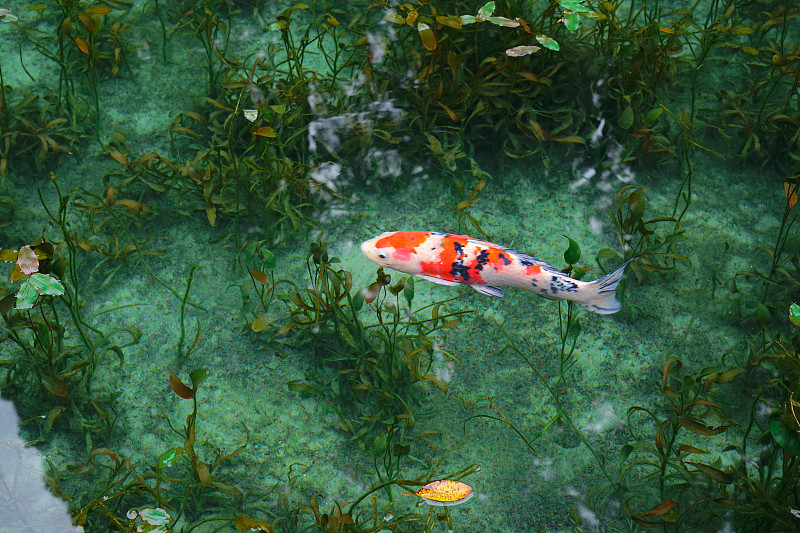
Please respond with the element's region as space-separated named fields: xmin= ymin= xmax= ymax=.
xmin=377 ymin=251 xmax=387 ymax=259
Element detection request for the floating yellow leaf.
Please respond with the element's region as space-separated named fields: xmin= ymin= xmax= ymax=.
xmin=415 ymin=480 xmax=473 ymax=506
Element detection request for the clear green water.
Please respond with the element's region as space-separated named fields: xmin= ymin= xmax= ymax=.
xmin=0 ymin=1 xmax=798 ymax=532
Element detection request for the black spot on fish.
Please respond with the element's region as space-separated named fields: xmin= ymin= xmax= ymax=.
xmin=498 ymin=253 xmax=512 ymax=265
xmin=475 ymin=249 xmax=490 ymax=271
xmin=550 ymin=275 xmax=578 ymax=295
xmin=454 ymin=241 xmax=464 ymax=255
xmin=520 ymin=258 xmax=533 ymax=267
xmin=450 ymin=261 xmax=470 ymax=281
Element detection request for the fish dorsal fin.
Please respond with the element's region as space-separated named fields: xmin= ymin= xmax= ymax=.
xmin=471 ymin=285 xmax=504 ymax=297
xmin=416 ymin=274 xmax=461 ymax=286
xmin=463 ymin=236 xmax=564 ymax=276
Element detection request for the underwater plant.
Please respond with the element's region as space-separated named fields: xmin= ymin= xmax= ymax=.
xmin=283 ymin=239 xmax=468 ymax=450
xmin=0 ymin=180 xmax=141 ymax=444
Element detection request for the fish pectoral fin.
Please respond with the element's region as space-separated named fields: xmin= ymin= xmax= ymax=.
xmin=471 ymin=284 xmax=504 ymax=297
xmin=416 ymin=274 xmax=462 ymax=286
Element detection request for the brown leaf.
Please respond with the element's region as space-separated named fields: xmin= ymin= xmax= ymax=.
xmin=85 ymin=6 xmax=112 ymax=15
xmin=785 ymin=182 xmax=797 ymax=209
xmin=641 ymin=499 xmax=678 ymax=517
xmin=74 ymin=37 xmax=89 ymax=55
xmin=253 ymin=126 xmax=277 ymax=138
xmin=251 ymin=313 xmax=274 ymax=333
xmin=235 ymin=514 xmax=273 ymax=532
xmin=43 ymin=375 xmax=69 ymax=397
xmin=77 ymin=13 xmax=95 ymax=34
xmin=417 ymin=22 xmax=437 ymax=51
xmin=437 ymin=101 xmax=460 ymax=122
xmin=170 ymin=373 xmax=194 ymax=399
xmin=679 ymin=416 xmax=729 ymax=435
xmin=529 ymin=120 xmax=548 ymax=140
xmin=107 ymin=150 xmax=129 ymax=167
xmin=686 ymin=462 xmax=733 ymax=484
xmin=550 ymin=135 xmax=586 ymax=144
xmin=249 ymin=269 xmax=269 ymax=285
xmin=194 ymin=461 xmax=212 ymax=486
xmin=655 ymin=420 xmax=664 ymax=455
xmin=16 ymin=245 xmax=39 ymax=275
xmin=677 ymin=444 xmax=707 ymax=455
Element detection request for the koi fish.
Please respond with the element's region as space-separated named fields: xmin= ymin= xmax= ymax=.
xmin=360 ymin=231 xmax=631 ymax=315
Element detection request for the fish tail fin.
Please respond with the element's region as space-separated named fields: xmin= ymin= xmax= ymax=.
xmin=580 ymin=259 xmax=632 ymax=315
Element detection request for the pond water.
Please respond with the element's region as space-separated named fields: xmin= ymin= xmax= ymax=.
xmin=1 ymin=1 xmax=799 ymax=532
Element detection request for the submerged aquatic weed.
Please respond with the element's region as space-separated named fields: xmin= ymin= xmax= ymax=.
xmin=283 ymin=240 xmax=468 ymax=447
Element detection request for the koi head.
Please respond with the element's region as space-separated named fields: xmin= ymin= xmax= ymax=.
xmin=360 ymin=231 xmax=427 ymax=274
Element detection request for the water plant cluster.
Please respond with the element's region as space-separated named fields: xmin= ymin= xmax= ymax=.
xmin=0 ymin=0 xmax=799 ymax=531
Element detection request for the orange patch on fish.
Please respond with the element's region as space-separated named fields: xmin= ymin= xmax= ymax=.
xmin=375 ymin=231 xmax=429 ymax=261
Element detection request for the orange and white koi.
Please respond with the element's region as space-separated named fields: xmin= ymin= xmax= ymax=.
xmin=360 ymin=231 xmax=631 ymax=315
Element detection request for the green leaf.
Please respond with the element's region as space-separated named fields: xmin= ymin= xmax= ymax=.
xmin=15 ymin=280 xmax=39 ymax=309
xmin=755 ymin=302 xmax=770 ymax=329
xmin=384 ymin=12 xmax=405 ymax=25
xmin=563 ymin=236 xmax=581 ymax=264
xmin=643 ymin=107 xmax=663 ymax=126
xmin=460 ymin=14 xmax=476 ymax=25
xmin=351 ymin=290 xmax=364 ymax=312
xmin=403 ymin=276 xmax=415 ymax=307
xmin=559 ymin=0 xmax=586 ymax=12
xmin=770 ymin=420 xmax=800 ymax=455
xmin=487 ymin=16 xmax=519 ymax=27
xmin=619 ymin=105 xmax=634 ymax=130
xmin=789 ymin=303 xmax=800 ymax=327
xmin=37 ymin=323 xmax=51 ymax=350
xmin=536 ymin=34 xmax=560 ymax=51
xmin=189 ymin=368 xmax=209 ymax=389
xmin=139 ymin=507 xmax=171 ymax=526
xmin=158 ymin=447 xmax=182 ymax=468
xmin=567 ymin=316 xmax=581 ymax=338
xmin=393 ymin=443 xmax=411 ymax=456
xmin=260 ymin=248 xmax=276 ymax=269
xmin=0 ymin=249 xmax=17 ymax=263
xmin=27 ymin=272 xmax=65 ymax=296
xmin=477 ymin=1 xmax=495 ymax=21
xmin=563 ymin=11 xmax=580 ymax=31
